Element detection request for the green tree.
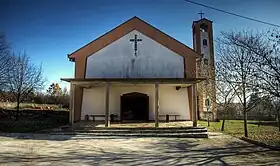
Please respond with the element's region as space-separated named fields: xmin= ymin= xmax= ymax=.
xmin=46 ymin=83 xmax=64 ymax=106
xmin=47 ymin=83 xmax=62 ymax=96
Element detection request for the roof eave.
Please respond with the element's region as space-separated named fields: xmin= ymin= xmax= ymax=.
xmin=60 ymin=77 xmax=206 ymax=84
xmin=68 ymin=54 xmax=75 ymax=62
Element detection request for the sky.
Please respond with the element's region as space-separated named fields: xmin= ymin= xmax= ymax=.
xmin=0 ymin=0 xmax=279 ymax=90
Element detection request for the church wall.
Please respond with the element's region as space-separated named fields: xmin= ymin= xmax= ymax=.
xmin=85 ymin=30 xmax=185 ymax=79
xmin=80 ymin=84 xmax=190 ymax=121
xmin=200 ymin=32 xmax=210 ymax=60
xmin=81 ymin=87 xmax=106 ymax=121
xmin=159 ymin=85 xmax=190 ymax=120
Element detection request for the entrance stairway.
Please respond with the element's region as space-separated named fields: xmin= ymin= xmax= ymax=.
xmin=50 ymin=126 xmax=208 ymax=138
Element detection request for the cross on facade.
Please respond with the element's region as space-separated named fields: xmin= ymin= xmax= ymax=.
xmin=130 ymin=34 xmax=142 ymax=57
xmin=198 ymin=10 xmax=204 ymax=19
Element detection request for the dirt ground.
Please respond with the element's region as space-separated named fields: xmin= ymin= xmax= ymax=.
xmin=0 ymin=132 xmax=279 ymax=166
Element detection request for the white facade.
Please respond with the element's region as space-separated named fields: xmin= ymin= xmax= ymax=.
xmin=80 ymin=84 xmax=190 ymax=121
xmin=85 ymin=30 xmax=185 ymax=78
xmin=80 ymin=30 xmax=191 ymax=122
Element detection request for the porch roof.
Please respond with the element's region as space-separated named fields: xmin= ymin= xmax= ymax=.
xmin=61 ymin=77 xmax=206 ymax=85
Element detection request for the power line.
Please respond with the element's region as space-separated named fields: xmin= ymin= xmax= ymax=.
xmin=183 ymin=0 xmax=280 ymax=28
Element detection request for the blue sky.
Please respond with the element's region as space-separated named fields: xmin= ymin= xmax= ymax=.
xmin=0 ymin=0 xmax=279 ymax=90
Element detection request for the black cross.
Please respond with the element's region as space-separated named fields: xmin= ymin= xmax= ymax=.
xmin=130 ymin=34 xmax=142 ymax=57
xmin=198 ymin=10 xmax=204 ymax=19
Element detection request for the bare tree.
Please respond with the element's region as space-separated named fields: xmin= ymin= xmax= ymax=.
xmin=7 ymin=53 xmax=45 ymax=120
xmin=0 ymin=33 xmax=13 ymax=93
xmin=265 ymin=31 xmax=280 ymax=130
xmin=222 ymin=29 xmax=280 ymax=131
xmin=216 ymin=31 xmax=263 ymax=137
xmin=215 ymin=62 xmax=236 ymax=131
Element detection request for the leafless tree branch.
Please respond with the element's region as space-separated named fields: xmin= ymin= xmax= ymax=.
xmin=6 ymin=53 xmax=45 ymax=120
xmin=0 ymin=33 xmax=13 ymax=92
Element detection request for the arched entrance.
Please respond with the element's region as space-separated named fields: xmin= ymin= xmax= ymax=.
xmin=121 ymin=92 xmax=149 ymax=121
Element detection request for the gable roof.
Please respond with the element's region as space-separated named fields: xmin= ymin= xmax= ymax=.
xmin=68 ymin=16 xmax=200 ymax=61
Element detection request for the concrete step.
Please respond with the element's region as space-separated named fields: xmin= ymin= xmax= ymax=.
xmin=71 ymin=128 xmax=207 ymax=133
xmin=50 ymin=127 xmax=208 ymax=138
xmin=50 ymin=132 xmax=208 ymax=138
xmin=51 ymin=126 xmax=209 ymax=138
xmin=65 ymin=126 xmax=206 ymax=130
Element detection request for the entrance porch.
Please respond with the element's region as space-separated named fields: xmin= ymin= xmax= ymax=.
xmin=61 ymin=78 xmax=203 ymax=127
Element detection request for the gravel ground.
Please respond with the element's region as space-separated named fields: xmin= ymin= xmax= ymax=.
xmin=0 ymin=132 xmax=279 ymax=166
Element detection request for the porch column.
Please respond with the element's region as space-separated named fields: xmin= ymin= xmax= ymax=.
xmin=69 ymin=83 xmax=75 ymax=125
xmin=105 ymin=82 xmax=110 ymax=127
xmin=192 ymin=83 xmax=197 ymax=127
xmin=154 ymin=82 xmax=159 ymax=127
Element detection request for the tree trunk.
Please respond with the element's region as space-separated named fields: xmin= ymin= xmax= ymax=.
xmin=244 ymin=108 xmax=248 ymax=137
xmin=277 ymin=109 xmax=280 ymax=132
xmin=221 ymin=118 xmax=225 ymax=131
xmin=207 ymin=112 xmax=210 ymax=127
xmin=16 ymin=100 xmax=20 ymax=121
xmin=241 ymin=72 xmax=248 ymax=137
xmin=221 ymin=108 xmax=227 ymax=131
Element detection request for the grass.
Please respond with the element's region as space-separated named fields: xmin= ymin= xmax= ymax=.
xmin=0 ymin=102 xmax=68 ymax=110
xmin=198 ymin=120 xmax=280 ymax=147
xmin=0 ymin=109 xmax=69 ymax=133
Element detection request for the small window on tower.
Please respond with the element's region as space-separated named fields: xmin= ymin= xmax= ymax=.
xmin=203 ymin=39 xmax=208 ymax=46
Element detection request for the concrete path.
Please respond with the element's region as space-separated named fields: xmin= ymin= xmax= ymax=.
xmin=0 ymin=132 xmax=279 ymax=166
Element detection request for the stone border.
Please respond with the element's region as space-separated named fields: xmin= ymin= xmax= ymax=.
xmin=241 ymin=137 xmax=280 ymax=151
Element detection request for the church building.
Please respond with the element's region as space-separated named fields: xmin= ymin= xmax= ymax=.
xmin=61 ymin=16 xmax=215 ymax=127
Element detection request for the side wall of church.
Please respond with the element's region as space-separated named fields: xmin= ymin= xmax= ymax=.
xmin=80 ymin=84 xmax=190 ymax=121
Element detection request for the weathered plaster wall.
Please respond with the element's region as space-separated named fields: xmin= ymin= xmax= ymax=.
xmin=85 ymin=30 xmax=185 ymax=78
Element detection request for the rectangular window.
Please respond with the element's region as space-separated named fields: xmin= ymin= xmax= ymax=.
xmin=203 ymin=39 xmax=208 ymax=46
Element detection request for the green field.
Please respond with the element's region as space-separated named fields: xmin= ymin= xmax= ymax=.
xmin=199 ymin=120 xmax=280 ymax=147
xmin=0 ymin=102 xmax=69 ymax=111
xmin=0 ymin=109 xmax=69 ymax=133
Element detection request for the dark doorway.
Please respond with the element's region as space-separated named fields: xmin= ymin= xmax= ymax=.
xmin=121 ymin=92 xmax=149 ymax=121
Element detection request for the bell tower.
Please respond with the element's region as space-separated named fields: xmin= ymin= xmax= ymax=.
xmin=192 ymin=18 xmax=216 ymax=120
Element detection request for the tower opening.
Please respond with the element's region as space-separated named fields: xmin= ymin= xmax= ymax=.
xmin=200 ymin=24 xmax=208 ymax=32
xmin=203 ymin=39 xmax=208 ymax=46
